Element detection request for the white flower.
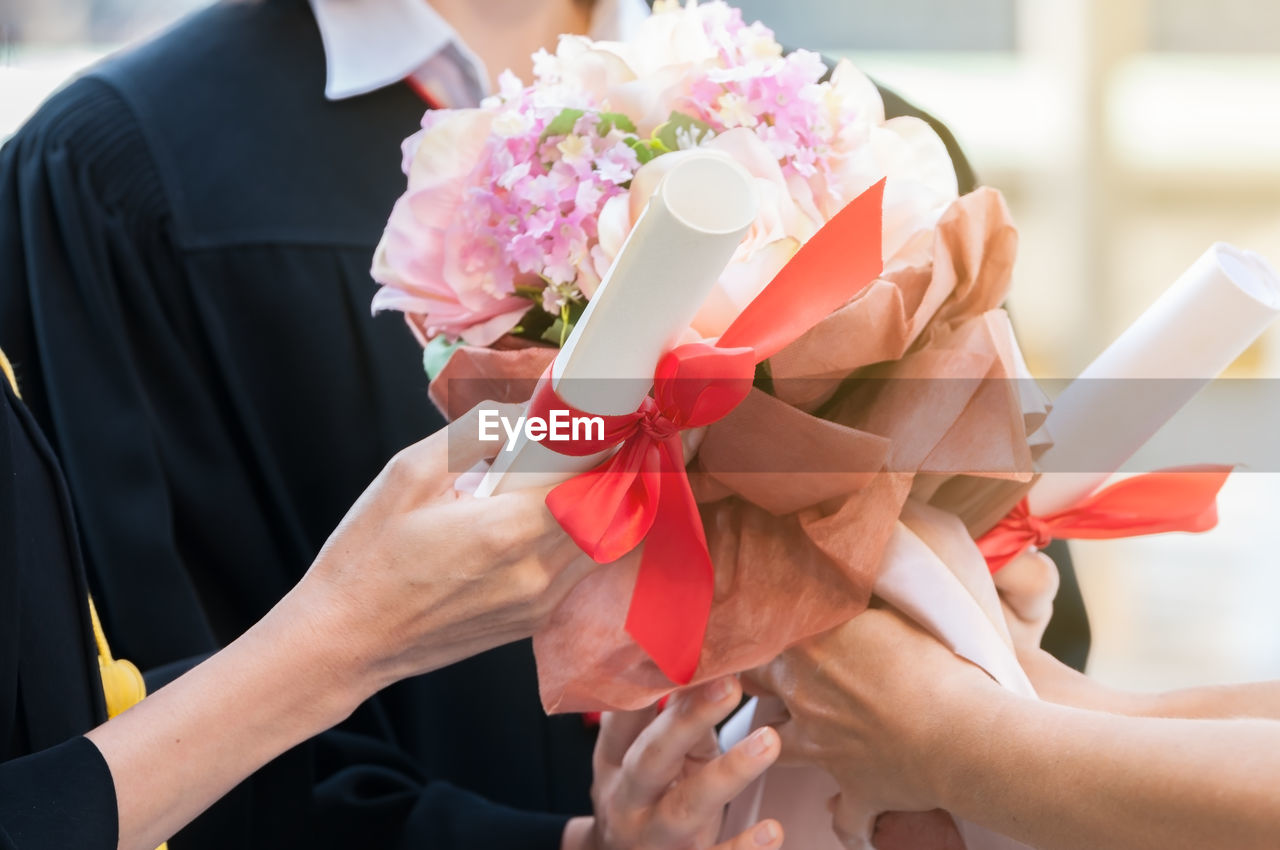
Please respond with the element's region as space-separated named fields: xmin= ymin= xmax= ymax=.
xmin=556 ymin=134 xmax=591 ymax=163
xmin=715 ymin=92 xmax=756 ymax=129
xmin=492 ymin=109 xmax=534 ymax=138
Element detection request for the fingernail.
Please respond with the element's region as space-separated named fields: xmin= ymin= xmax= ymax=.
xmin=706 ymin=677 xmax=735 ymax=703
xmin=754 ymin=821 xmax=779 ymax=845
xmin=747 ymin=727 xmax=774 ymax=757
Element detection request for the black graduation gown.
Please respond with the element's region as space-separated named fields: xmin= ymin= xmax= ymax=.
xmin=0 ymin=0 xmax=1088 ymax=845
xmin=1 ymin=379 xmax=117 ymax=850
xmin=0 ymin=0 xmax=588 ymax=845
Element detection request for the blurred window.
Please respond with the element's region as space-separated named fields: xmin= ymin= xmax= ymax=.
xmin=1149 ymin=0 xmax=1280 ymax=52
xmin=728 ymin=0 xmax=1015 ymax=51
xmin=1 ymin=0 xmax=210 ymax=47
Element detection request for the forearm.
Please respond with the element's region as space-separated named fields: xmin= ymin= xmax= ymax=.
xmin=86 ymin=584 xmax=374 ymax=850
xmin=1140 ymin=681 xmax=1280 ymax=720
xmin=931 ymin=686 xmax=1280 ymax=850
xmin=1023 ymin=650 xmax=1280 ymax=720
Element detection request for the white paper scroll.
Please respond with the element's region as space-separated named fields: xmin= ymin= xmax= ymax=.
xmin=476 ymin=153 xmax=757 ymax=496
xmin=1029 ymin=243 xmax=1280 ymax=515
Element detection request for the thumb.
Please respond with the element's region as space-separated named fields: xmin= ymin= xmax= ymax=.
xmin=994 ymin=551 xmax=1059 ymax=628
xmin=382 ymin=400 xmax=526 ymax=497
xmin=446 ymin=400 xmax=528 ymax=475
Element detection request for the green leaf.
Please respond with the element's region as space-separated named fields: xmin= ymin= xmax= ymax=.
xmin=598 ymin=111 xmax=637 ymax=135
xmin=540 ymin=107 xmax=585 ymax=142
xmin=653 ymin=111 xmax=714 ymax=152
xmin=624 ymin=136 xmax=658 ymax=164
xmin=423 ymin=335 xmax=463 ymax=380
xmin=540 ymin=318 xmax=569 ymax=346
xmin=538 ymin=298 xmax=586 ymax=347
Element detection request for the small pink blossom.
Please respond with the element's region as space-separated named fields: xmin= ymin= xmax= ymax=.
xmin=372 ymin=0 xmax=959 ymax=348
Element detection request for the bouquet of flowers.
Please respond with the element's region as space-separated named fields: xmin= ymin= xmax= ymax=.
xmin=371 ymin=0 xmax=959 ymax=355
xmin=372 ymin=0 xmax=1045 ymax=714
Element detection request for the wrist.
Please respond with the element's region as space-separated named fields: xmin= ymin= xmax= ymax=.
xmin=249 ymin=580 xmax=383 ymax=728
xmin=1019 ymin=649 xmax=1152 ymax=716
xmin=561 ymin=816 xmax=597 ymax=850
xmin=913 ymin=675 xmax=1018 ymax=810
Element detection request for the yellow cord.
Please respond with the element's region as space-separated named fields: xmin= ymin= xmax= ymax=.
xmin=0 ymin=348 xmax=19 ymax=398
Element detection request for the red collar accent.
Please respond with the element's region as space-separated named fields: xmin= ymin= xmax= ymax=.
xmin=404 ymin=76 xmax=443 ymax=109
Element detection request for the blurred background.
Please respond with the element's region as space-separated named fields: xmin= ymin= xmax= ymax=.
xmin=3 ymin=0 xmax=1279 ymax=692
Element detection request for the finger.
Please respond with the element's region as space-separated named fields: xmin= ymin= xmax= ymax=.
xmin=995 ymin=551 xmax=1059 ymax=625
xmin=385 ymin=401 xmax=527 ymax=498
xmin=616 ymin=676 xmax=743 ymax=809
xmin=739 ymin=666 xmax=779 ymax=699
xmin=712 ymin=819 xmax=783 ymax=850
xmin=446 ymin=400 xmax=529 ymax=474
xmin=653 ymin=727 xmax=780 ymax=843
xmin=744 ymin=655 xmax=795 ymax=704
xmin=769 ymin=717 xmax=812 ymax=766
xmin=831 ymin=793 xmax=879 ymax=850
xmin=597 ymin=702 xmax=660 ymax=767
xmin=994 ymin=552 xmax=1058 ymax=607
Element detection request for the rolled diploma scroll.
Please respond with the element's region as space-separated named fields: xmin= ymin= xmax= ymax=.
xmin=1029 ymin=243 xmax=1280 ymax=515
xmin=476 ymin=153 xmax=758 ymax=497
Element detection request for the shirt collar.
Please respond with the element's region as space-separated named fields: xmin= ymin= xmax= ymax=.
xmin=309 ymin=0 xmax=650 ymax=102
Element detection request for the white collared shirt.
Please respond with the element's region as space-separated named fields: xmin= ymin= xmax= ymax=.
xmin=309 ymin=0 xmax=650 ymax=104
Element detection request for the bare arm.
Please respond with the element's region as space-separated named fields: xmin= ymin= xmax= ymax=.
xmin=87 ymin=585 xmax=368 ymax=850
xmin=999 ymin=551 xmax=1280 ymax=722
xmin=1019 ymin=647 xmax=1280 ymax=721
xmin=88 ymin=405 xmax=595 ymax=850
xmin=933 ymin=676 xmax=1280 ymax=850
xmin=755 ymin=608 xmax=1280 ymax=850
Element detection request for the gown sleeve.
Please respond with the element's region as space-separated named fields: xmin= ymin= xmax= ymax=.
xmin=0 ymin=77 xmax=572 ymax=850
xmin=0 ymin=737 xmax=117 ymax=850
xmin=0 ymin=738 xmax=118 ymax=850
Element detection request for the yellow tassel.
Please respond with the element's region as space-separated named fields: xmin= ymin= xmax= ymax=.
xmin=88 ymin=598 xmax=148 ymax=719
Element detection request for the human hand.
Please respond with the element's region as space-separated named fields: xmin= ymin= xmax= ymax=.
xmin=563 ymin=677 xmax=784 ymax=850
xmin=993 ymin=552 xmax=1147 ymax=714
xmin=749 ymin=607 xmax=999 ymax=845
xmin=993 ymin=550 xmax=1059 ymax=655
xmin=295 ymin=402 xmax=596 ymax=698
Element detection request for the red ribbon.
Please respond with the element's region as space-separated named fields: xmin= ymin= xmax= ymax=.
xmin=529 ymin=179 xmax=886 ymax=684
xmin=977 ymin=465 xmax=1233 ymax=573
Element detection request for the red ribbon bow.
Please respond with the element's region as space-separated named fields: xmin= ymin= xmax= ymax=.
xmin=529 ymin=179 xmax=886 ymax=684
xmin=977 ymin=465 xmax=1233 ymax=573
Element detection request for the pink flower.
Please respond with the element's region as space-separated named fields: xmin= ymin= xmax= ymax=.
xmin=371 ymin=109 xmax=531 ymax=346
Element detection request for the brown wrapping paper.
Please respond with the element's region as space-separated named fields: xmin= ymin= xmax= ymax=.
xmin=427 ymin=188 xmax=1042 ymax=712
